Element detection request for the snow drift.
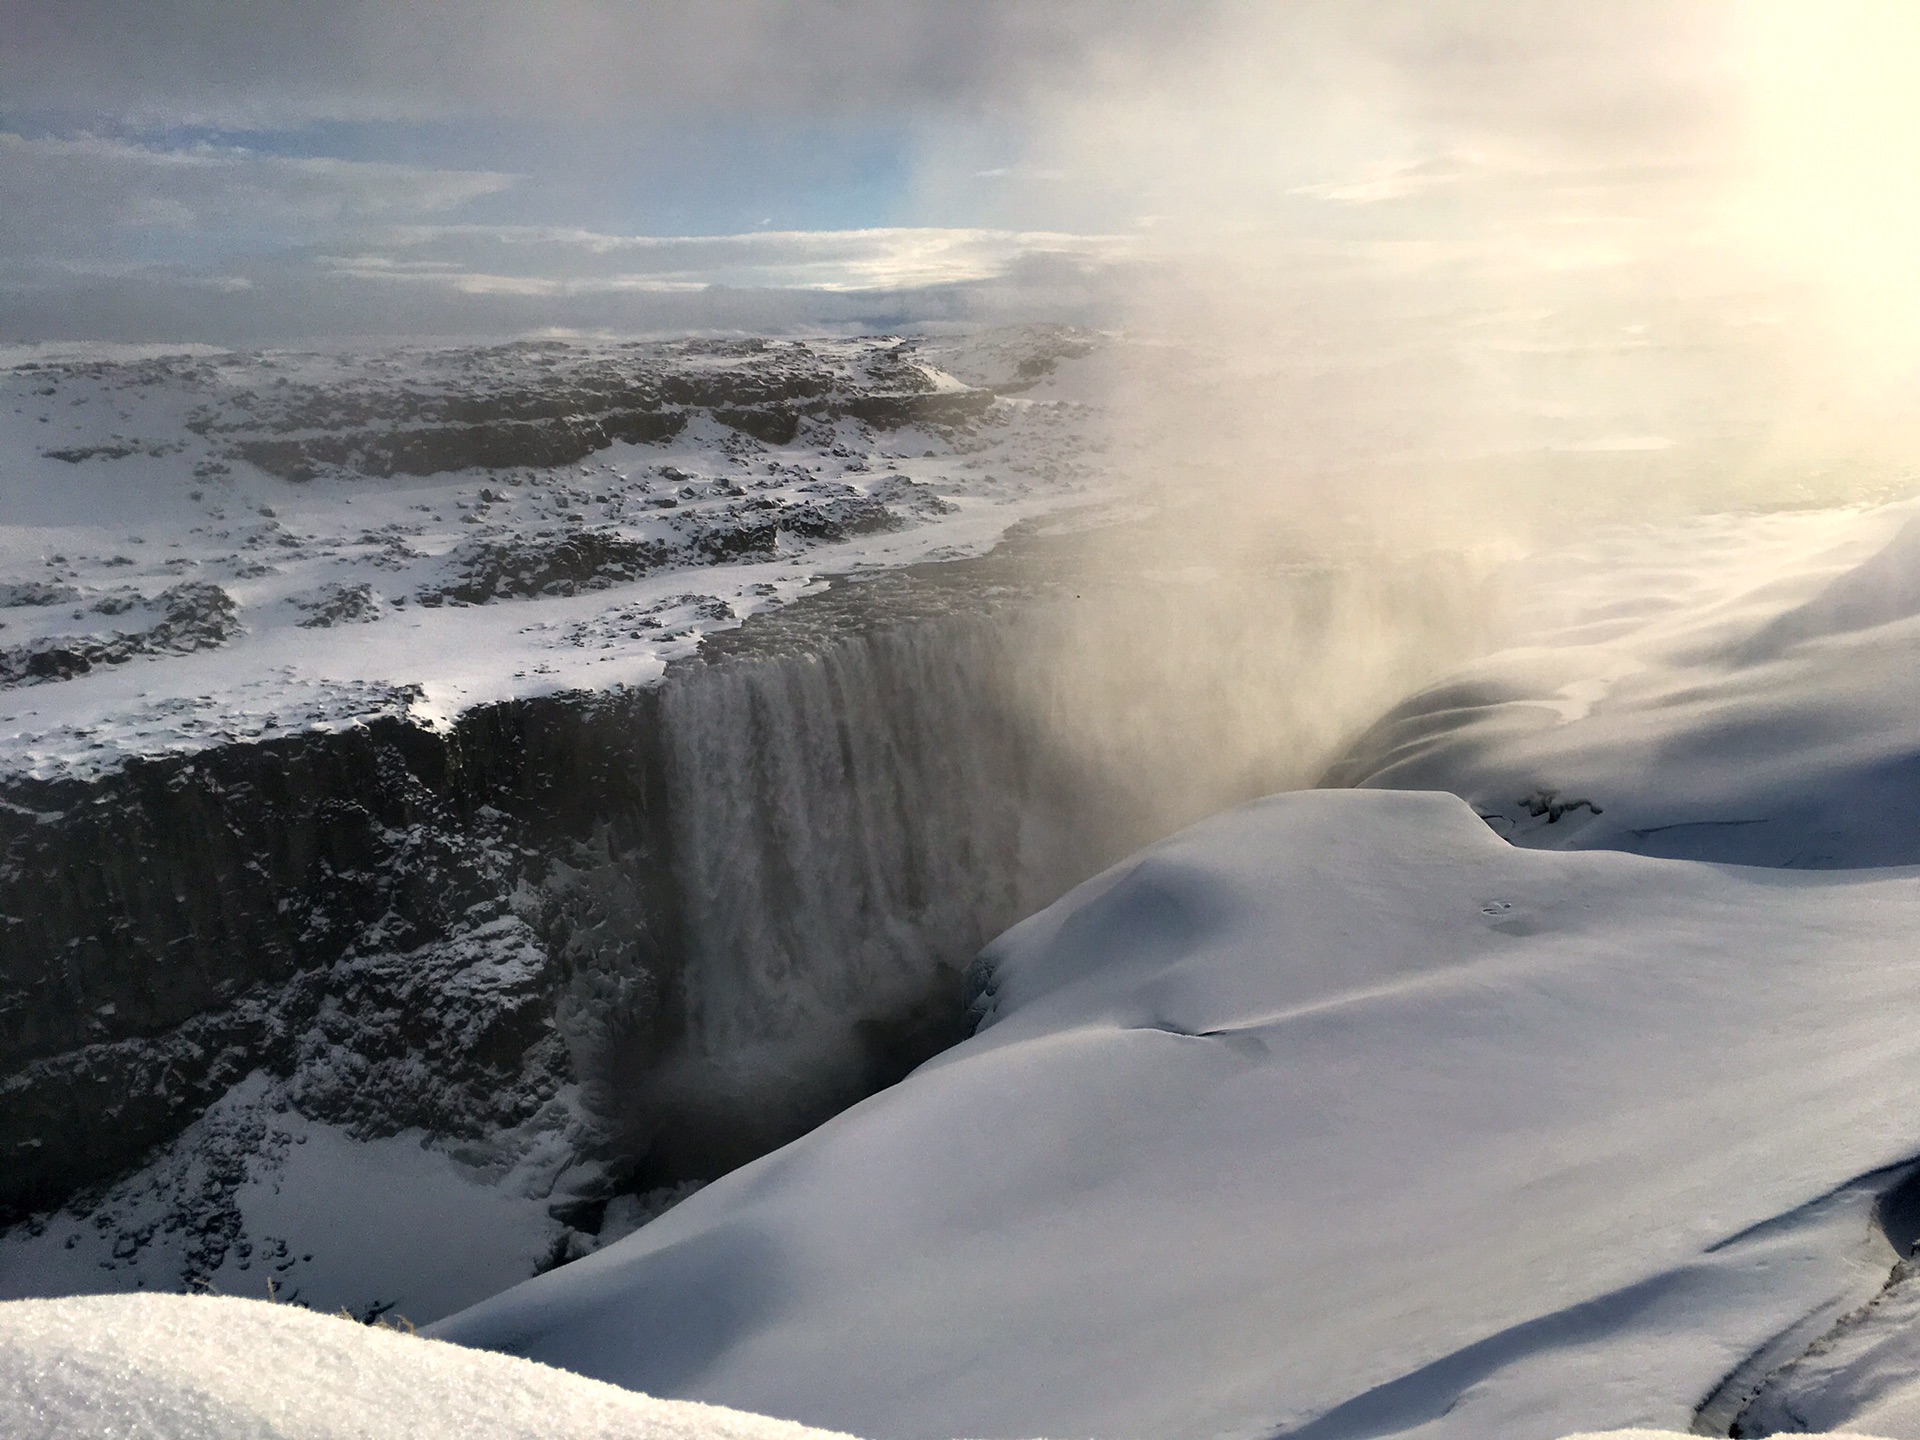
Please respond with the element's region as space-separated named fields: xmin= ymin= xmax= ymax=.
xmin=7 ymin=1295 xmax=1899 ymax=1440
xmin=0 ymin=1291 xmax=855 ymax=1440
xmin=1325 ymin=500 xmax=1920 ymax=869
xmin=433 ymin=785 xmax=1920 ymax=1440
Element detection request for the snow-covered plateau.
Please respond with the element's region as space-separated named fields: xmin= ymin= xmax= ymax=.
xmin=8 ymin=324 xmax=1920 ymax=1440
xmin=0 ymin=331 xmax=1100 ymax=771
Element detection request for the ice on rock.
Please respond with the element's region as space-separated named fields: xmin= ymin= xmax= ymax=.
xmin=0 ymin=1292 xmax=857 ymax=1440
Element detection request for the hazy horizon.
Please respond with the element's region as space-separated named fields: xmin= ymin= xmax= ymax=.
xmin=5 ymin=2 xmax=1911 ymax=357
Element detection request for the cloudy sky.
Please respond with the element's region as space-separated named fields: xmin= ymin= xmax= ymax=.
xmin=2 ymin=3 xmax=1915 ymax=346
xmin=0 ymin=1 xmax=1179 ymax=338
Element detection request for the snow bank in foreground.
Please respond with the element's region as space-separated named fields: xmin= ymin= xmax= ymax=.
xmin=0 ymin=1294 xmax=1904 ymax=1440
xmin=434 ymin=789 xmax=1920 ymax=1440
xmin=0 ymin=1292 xmax=853 ymax=1440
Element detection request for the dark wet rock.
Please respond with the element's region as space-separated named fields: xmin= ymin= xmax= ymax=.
xmin=44 ymin=444 xmax=139 ymax=463
xmin=0 ymin=583 xmax=81 ymax=609
xmin=231 ymin=410 xmax=689 ymax=482
xmin=860 ymin=476 xmax=957 ymax=520
xmin=190 ymin=339 xmax=992 ymax=482
xmin=0 ymin=583 xmax=239 ymax=687
xmin=295 ymin=582 xmax=383 ymax=628
xmin=417 ymin=493 xmax=902 ymax=608
xmin=680 ymin=515 xmax=780 ymax=565
xmin=774 ymin=494 xmax=901 ymax=542
xmin=422 ymin=531 xmax=674 ymax=605
xmin=1519 ymin=786 xmax=1603 ymax=823
xmin=43 ymin=441 xmax=184 ymax=463
xmin=711 ymin=406 xmax=800 ymax=445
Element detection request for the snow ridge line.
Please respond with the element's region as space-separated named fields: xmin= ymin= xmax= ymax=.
xmin=1266 ymin=1156 xmax=1920 ymax=1440
xmin=1704 ymin=1161 xmax=1920 ymax=1436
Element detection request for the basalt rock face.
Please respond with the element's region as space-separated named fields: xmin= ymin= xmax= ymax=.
xmin=0 ymin=690 xmax=681 ymax=1222
xmin=0 ymin=594 xmax=1071 ymax=1228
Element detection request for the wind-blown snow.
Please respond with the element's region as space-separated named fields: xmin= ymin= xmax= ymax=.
xmin=433 ymin=785 xmax=1920 ymax=1440
xmin=0 ymin=1291 xmax=855 ymax=1440
xmin=1325 ymin=498 xmax=1920 ymax=867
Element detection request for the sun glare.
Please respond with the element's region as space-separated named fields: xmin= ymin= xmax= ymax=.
xmin=1741 ymin=1 xmax=1920 ymax=362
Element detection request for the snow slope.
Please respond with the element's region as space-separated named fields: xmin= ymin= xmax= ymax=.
xmin=433 ymin=786 xmax=1920 ymax=1440
xmin=0 ymin=1291 xmax=855 ymax=1440
xmin=1324 ymin=498 xmax=1920 ymax=867
xmin=11 ymin=1299 xmax=1884 ymax=1440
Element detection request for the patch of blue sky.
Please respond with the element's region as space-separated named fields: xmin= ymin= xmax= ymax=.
xmin=3 ymin=109 xmax=930 ymax=238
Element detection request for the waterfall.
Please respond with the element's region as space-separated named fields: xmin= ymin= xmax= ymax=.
xmin=597 ymin=541 xmax=1501 ymax=1180
xmin=631 ymin=618 xmax=1085 ymax=1176
xmin=0 ymin=529 xmax=1502 ymax=1315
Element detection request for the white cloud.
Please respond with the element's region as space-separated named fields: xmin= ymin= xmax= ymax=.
xmin=0 ymin=132 xmax=517 ymax=271
xmin=314 ymin=225 xmax=1133 ymax=295
xmin=0 ymin=1 xmax=1205 ymax=127
xmin=1287 ymin=155 xmax=1490 ymax=206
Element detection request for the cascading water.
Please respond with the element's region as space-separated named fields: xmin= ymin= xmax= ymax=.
xmin=576 ymin=526 xmax=1504 ymax=1184
xmin=0 ymin=521 xmax=1503 ymax=1315
xmin=634 ymin=618 xmax=1091 ymax=1177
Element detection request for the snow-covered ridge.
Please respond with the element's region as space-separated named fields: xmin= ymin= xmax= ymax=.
xmin=1323 ymin=498 xmax=1920 ymax=868
xmin=0 ymin=329 xmax=1102 ymax=781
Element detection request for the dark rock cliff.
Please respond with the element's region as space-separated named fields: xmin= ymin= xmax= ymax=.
xmin=0 ymin=522 xmax=1500 ymax=1305
xmin=0 ymin=689 xmax=682 ymax=1222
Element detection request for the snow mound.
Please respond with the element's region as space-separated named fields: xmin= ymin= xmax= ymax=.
xmin=1738 ymin=513 xmax=1920 ymax=657
xmin=1324 ymin=500 xmax=1920 ymax=866
xmin=434 ymin=789 xmax=1920 ymax=1440
xmin=0 ymin=1292 xmax=855 ymax=1440
xmin=1726 ymin=1252 xmax=1920 ymax=1438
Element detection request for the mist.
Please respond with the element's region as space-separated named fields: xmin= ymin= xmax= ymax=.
xmin=923 ymin=2 xmax=1920 ymax=852
xmin=11 ymin=1 xmax=1920 ymax=871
